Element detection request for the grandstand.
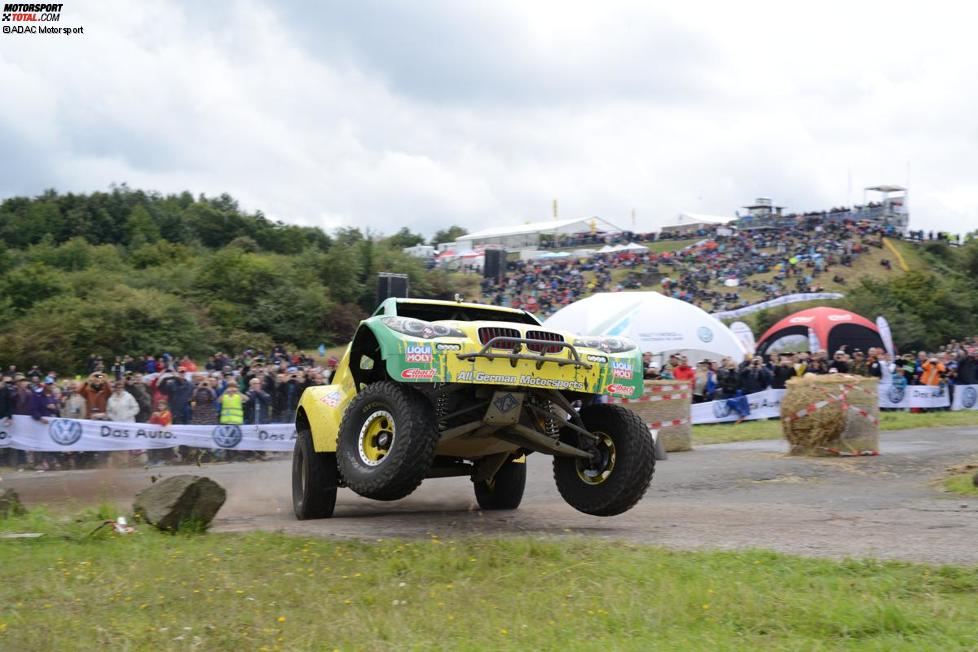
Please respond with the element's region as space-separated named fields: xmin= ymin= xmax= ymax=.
xmin=735 ymin=186 xmax=909 ymax=232
xmin=451 ymin=217 xmax=624 ymax=252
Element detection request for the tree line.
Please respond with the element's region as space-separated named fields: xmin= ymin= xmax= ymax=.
xmin=0 ymin=186 xmax=473 ymax=373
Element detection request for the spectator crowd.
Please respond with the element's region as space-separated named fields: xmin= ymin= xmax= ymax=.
xmin=0 ymin=345 xmax=335 ymax=470
xmin=479 ymin=216 xmax=895 ymax=318
xmin=641 ymin=338 xmax=978 ymax=420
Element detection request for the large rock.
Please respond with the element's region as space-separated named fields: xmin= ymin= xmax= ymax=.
xmin=0 ymin=488 xmax=26 ymax=519
xmin=133 ymin=475 xmax=226 ymax=531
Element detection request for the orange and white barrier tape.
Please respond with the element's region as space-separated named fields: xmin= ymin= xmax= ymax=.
xmin=609 ymin=392 xmax=690 ymax=405
xmin=645 ymin=417 xmax=690 ymax=430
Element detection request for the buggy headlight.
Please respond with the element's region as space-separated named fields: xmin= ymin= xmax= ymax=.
xmin=573 ymin=336 xmax=637 ymax=354
xmin=382 ymin=317 xmax=465 ymax=339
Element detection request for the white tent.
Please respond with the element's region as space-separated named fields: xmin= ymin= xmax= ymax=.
xmin=544 ymin=292 xmax=747 ymax=363
xmin=618 ymin=242 xmax=649 ymax=251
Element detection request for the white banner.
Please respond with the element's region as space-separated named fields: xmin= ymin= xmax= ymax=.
xmin=691 ymin=388 xmax=785 ymax=425
xmin=0 ymin=415 xmax=296 ymax=452
xmin=877 ymin=384 xmax=950 ymax=410
xmin=952 ymin=385 xmax=978 ymax=411
xmin=711 ymin=293 xmax=845 ymax=320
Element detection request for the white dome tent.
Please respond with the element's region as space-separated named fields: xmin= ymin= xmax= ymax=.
xmin=544 ymin=292 xmax=747 ymax=364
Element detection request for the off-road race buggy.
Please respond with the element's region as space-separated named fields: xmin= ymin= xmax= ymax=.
xmin=292 ymin=298 xmax=659 ymax=518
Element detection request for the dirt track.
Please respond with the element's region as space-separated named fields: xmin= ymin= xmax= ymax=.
xmin=4 ymin=426 xmax=978 ymax=564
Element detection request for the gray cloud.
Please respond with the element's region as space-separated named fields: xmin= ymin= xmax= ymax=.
xmin=0 ymin=0 xmax=976 ymax=237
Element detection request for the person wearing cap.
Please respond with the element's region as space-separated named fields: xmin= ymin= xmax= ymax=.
xmin=829 ymin=351 xmax=850 ymax=374
xmin=919 ymin=356 xmax=945 ymax=386
xmin=12 ymin=374 xmax=33 ymax=416
xmin=31 ymin=378 xmax=61 ymax=425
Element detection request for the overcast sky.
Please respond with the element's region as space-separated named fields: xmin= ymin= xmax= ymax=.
xmin=2 ymin=0 xmax=977 ymax=236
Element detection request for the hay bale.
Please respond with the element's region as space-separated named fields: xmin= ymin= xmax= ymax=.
xmin=627 ymin=380 xmax=692 ymax=452
xmin=781 ymin=374 xmax=879 ymax=456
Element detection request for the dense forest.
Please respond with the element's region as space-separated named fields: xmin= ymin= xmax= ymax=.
xmin=0 ymin=186 xmax=475 ymax=372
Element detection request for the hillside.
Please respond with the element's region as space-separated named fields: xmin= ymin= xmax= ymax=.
xmin=0 ymin=187 xmax=975 ymax=371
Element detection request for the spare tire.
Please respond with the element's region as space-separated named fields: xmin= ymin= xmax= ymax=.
xmin=336 ymin=381 xmax=440 ymax=501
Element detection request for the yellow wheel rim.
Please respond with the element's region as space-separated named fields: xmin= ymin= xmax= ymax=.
xmin=576 ymin=432 xmax=616 ymax=485
xmin=359 ymin=410 xmax=395 ymax=466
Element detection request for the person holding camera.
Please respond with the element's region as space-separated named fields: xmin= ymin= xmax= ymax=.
xmin=190 ymin=375 xmax=218 ymax=425
xmin=244 ymin=377 xmax=272 ymax=425
xmin=80 ymin=372 xmax=112 ymax=420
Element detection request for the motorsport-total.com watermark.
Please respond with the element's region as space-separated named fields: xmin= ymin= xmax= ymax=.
xmin=2 ymin=3 xmax=84 ymax=36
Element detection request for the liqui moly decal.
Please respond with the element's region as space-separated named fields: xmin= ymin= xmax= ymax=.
xmin=405 ymin=344 xmax=434 ymax=363
xmin=611 ymin=361 xmax=633 ymax=379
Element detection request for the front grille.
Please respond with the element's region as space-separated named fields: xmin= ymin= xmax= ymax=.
xmin=478 ymin=327 xmax=521 ymax=349
xmin=526 ymin=330 xmax=565 ymax=354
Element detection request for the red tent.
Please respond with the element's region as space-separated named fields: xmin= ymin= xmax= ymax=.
xmin=756 ymin=307 xmax=883 ymax=355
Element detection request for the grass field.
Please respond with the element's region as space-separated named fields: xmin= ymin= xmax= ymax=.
xmin=943 ymin=473 xmax=978 ymax=497
xmin=694 ymin=410 xmax=978 ymax=445
xmin=2 ymin=507 xmax=978 ymax=651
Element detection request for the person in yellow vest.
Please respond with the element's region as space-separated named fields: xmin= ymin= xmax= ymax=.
xmin=218 ymin=383 xmax=245 ymax=425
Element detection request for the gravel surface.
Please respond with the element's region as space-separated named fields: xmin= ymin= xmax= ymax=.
xmin=4 ymin=426 xmax=978 ymax=564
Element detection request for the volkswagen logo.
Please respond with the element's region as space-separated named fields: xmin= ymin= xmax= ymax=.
xmin=212 ymin=424 xmax=243 ymax=448
xmin=888 ymin=385 xmax=906 ymax=404
xmin=697 ymin=326 xmax=714 ymax=343
xmin=713 ymin=400 xmax=731 ymax=419
xmin=48 ymin=419 xmax=83 ymax=446
xmin=962 ymin=386 xmax=978 ymax=409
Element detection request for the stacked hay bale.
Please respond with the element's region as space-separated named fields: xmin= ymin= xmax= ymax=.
xmin=781 ymin=374 xmax=879 ymax=456
xmin=623 ymin=380 xmax=693 ymax=452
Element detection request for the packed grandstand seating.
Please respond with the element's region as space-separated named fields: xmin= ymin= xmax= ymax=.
xmin=477 ymin=216 xmax=895 ymax=317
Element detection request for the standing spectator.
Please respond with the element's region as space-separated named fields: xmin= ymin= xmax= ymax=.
xmin=0 ymin=375 xmax=12 ymax=425
xmin=61 ymin=381 xmax=88 ymax=419
xmin=957 ymin=348 xmax=978 ymax=386
xmin=692 ymin=360 xmax=717 ymax=403
xmin=148 ymin=400 xmax=175 ymax=465
xmin=12 ymin=374 xmax=34 ymax=416
xmin=739 ymin=357 xmax=772 ymax=393
xmin=80 ymin=372 xmax=112 ymax=419
xmin=158 ymin=370 xmax=192 ymax=425
xmin=244 ymin=377 xmax=273 ymax=425
xmin=919 ymin=357 xmax=946 ymax=386
xmin=275 ymin=371 xmax=303 ymax=423
xmin=106 ymin=381 xmax=139 ymax=422
xmin=672 ymin=356 xmax=695 ymax=383
xmin=829 ymin=351 xmax=850 ymax=374
xmin=30 ymin=378 xmax=61 ymax=470
xmin=218 ymin=383 xmax=245 ymax=425
xmin=849 ymin=351 xmax=869 ymax=376
xmin=144 ymin=355 xmax=158 ymax=374
xmin=190 ymin=376 xmax=218 ymax=425
xmin=125 ymin=374 xmax=153 ymax=422
xmin=771 ymin=355 xmax=797 ymax=389
xmin=718 ymin=358 xmax=741 ymax=398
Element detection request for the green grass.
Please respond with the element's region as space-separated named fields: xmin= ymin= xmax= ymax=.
xmin=2 ymin=508 xmax=978 ymax=651
xmin=694 ymin=410 xmax=978 ymax=445
xmin=943 ymin=474 xmax=978 ymax=497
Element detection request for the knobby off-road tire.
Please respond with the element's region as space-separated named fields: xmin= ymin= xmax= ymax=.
xmin=473 ymin=459 xmax=527 ymax=510
xmin=553 ymin=404 xmax=655 ymax=516
xmin=336 ymin=381 xmax=440 ymax=501
xmin=292 ymin=426 xmax=338 ymax=519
